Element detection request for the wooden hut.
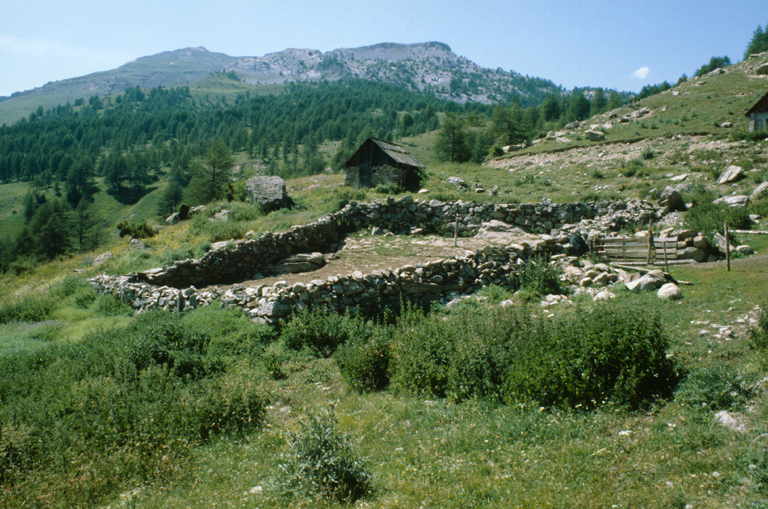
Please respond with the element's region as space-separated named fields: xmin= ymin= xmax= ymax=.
xmin=344 ymin=138 xmax=424 ymax=188
xmin=746 ymin=90 xmax=768 ymax=132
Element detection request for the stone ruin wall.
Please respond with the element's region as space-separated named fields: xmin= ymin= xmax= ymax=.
xmin=90 ymin=196 xmax=668 ymax=323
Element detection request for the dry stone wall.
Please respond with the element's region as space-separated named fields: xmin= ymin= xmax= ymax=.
xmin=90 ymin=238 xmax=569 ymax=324
xmin=90 ymin=196 xmax=667 ymax=323
xmin=132 ymin=196 xmax=664 ymax=289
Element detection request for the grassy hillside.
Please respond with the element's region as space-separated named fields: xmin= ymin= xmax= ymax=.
xmin=2 ymin=53 xmax=768 ymax=508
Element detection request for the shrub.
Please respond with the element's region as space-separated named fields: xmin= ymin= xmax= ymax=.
xmin=276 ymin=406 xmax=372 ymax=503
xmin=0 ymin=293 xmax=56 ymax=324
xmin=641 ymin=147 xmax=655 ymax=160
xmin=93 ymin=294 xmax=133 ymax=317
xmin=390 ymin=303 xmax=680 ymax=409
xmin=335 ymin=329 xmax=391 ymax=392
xmin=117 ymin=220 xmax=155 ymax=239
xmin=685 ymin=201 xmax=752 ymax=247
xmin=750 ymin=304 xmax=768 ymax=350
xmin=178 ymin=203 xmax=190 ymax=220
xmin=127 ymin=311 xmax=223 ymax=380
xmin=516 ymin=257 xmax=566 ymax=302
xmin=280 ymin=307 xmax=373 ymax=358
xmin=502 ymin=304 xmax=681 ymax=409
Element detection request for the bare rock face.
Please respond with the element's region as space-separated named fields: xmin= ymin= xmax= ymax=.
xmin=246 ymin=176 xmax=288 ymax=212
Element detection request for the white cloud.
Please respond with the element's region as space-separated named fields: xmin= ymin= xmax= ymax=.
xmin=631 ymin=66 xmax=650 ymax=79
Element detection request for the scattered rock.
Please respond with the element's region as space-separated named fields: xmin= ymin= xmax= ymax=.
xmin=130 ymin=239 xmax=147 ymax=251
xmin=585 ymin=130 xmax=605 ymax=141
xmin=736 ymin=245 xmax=753 ymax=256
xmin=593 ymin=290 xmax=616 ymax=301
xmin=717 ymin=165 xmax=745 ymax=184
xmin=751 ymin=181 xmax=768 ymax=202
xmin=713 ymin=195 xmax=749 ymax=207
xmin=714 ymin=410 xmax=746 ymax=432
xmin=166 ymin=213 xmax=180 ymax=225
xmin=657 ymin=283 xmax=683 ymax=300
xmin=93 ymin=251 xmax=113 ymax=266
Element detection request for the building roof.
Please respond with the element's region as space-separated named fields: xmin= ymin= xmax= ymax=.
xmin=746 ymin=90 xmax=768 ymax=117
xmin=346 ymin=138 xmax=424 ymax=168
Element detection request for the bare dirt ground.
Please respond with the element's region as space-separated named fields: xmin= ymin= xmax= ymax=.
xmin=226 ymin=231 xmax=539 ymax=290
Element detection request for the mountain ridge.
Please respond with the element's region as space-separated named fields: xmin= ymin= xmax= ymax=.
xmin=0 ymin=42 xmax=561 ymax=125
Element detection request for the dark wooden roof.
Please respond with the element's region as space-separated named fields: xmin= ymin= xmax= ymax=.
xmin=345 ymin=138 xmax=424 ymax=169
xmin=746 ymin=90 xmax=768 ymax=117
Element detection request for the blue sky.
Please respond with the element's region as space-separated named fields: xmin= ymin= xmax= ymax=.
xmin=1 ymin=0 xmax=766 ymax=97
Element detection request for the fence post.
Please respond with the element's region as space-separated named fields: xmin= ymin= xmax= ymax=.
xmin=725 ymin=221 xmax=730 ymax=272
xmin=454 ymin=206 xmax=459 ymax=247
xmin=663 ymin=241 xmax=669 ymax=273
xmin=647 ymin=219 xmax=653 ymax=265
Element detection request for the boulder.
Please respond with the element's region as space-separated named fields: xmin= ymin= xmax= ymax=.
xmin=585 ymin=130 xmax=605 ymax=141
xmin=717 ymin=165 xmax=745 ymax=184
xmin=750 ymin=181 xmax=768 ymax=202
xmin=593 ymin=290 xmax=616 ymax=301
xmin=246 ymin=176 xmax=288 ymax=212
xmin=625 ymin=271 xmax=666 ymax=292
xmin=713 ymin=195 xmax=749 ymax=207
xmin=657 ymin=283 xmax=683 ymax=300
xmin=736 ymin=245 xmax=753 ymax=256
xmin=130 ymin=239 xmax=147 ymax=251
xmin=93 ymin=251 xmax=113 ymax=267
xmin=659 ymin=186 xmax=686 ymax=212
xmin=756 ymin=63 xmax=768 ymax=75
xmin=166 ymin=213 xmax=180 ymax=225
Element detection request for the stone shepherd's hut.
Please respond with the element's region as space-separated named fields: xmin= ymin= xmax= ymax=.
xmin=746 ymin=90 xmax=768 ymax=132
xmin=344 ymin=138 xmax=424 ymax=188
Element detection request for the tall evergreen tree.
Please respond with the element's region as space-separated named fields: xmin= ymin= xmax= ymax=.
xmin=183 ymin=140 xmax=234 ymax=205
xmin=435 ymin=113 xmax=472 ymax=163
xmin=744 ymin=24 xmax=768 ymax=59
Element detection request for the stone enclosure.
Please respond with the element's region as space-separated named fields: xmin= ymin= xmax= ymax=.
xmin=90 ymin=196 xmax=708 ymax=324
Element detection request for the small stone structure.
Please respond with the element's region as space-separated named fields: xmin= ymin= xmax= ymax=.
xmin=89 ymin=196 xmax=676 ymax=323
xmin=746 ymin=90 xmax=768 ymax=132
xmin=344 ymin=138 xmax=424 ymax=188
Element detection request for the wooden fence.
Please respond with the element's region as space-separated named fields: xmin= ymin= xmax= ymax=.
xmin=592 ymin=236 xmax=682 ymax=265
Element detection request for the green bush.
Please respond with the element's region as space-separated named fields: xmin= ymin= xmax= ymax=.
xmin=0 ymin=316 xmax=268 ymax=502
xmin=390 ymin=303 xmax=680 ymax=409
xmin=117 ymin=220 xmax=155 ymax=239
xmin=0 ymin=293 xmax=56 ymax=324
xmin=276 ymin=406 xmax=372 ymax=503
xmin=335 ymin=329 xmax=392 ymax=392
xmin=280 ymin=307 xmax=373 ymax=358
xmin=685 ymin=200 xmax=752 ymax=247
xmin=127 ymin=311 xmax=223 ymax=380
xmin=516 ymin=257 xmax=566 ymax=302
xmin=93 ymin=294 xmax=133 ymax=317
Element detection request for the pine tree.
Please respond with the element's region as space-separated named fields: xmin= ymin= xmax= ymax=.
xmin=744 ymin=24 xmax=768 ymax=59
xmin=435 ymin=113 xmax=472 ymax=163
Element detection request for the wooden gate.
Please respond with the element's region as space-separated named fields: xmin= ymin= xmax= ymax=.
xmin=594 ymin=237 xmax=679 ymax=264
